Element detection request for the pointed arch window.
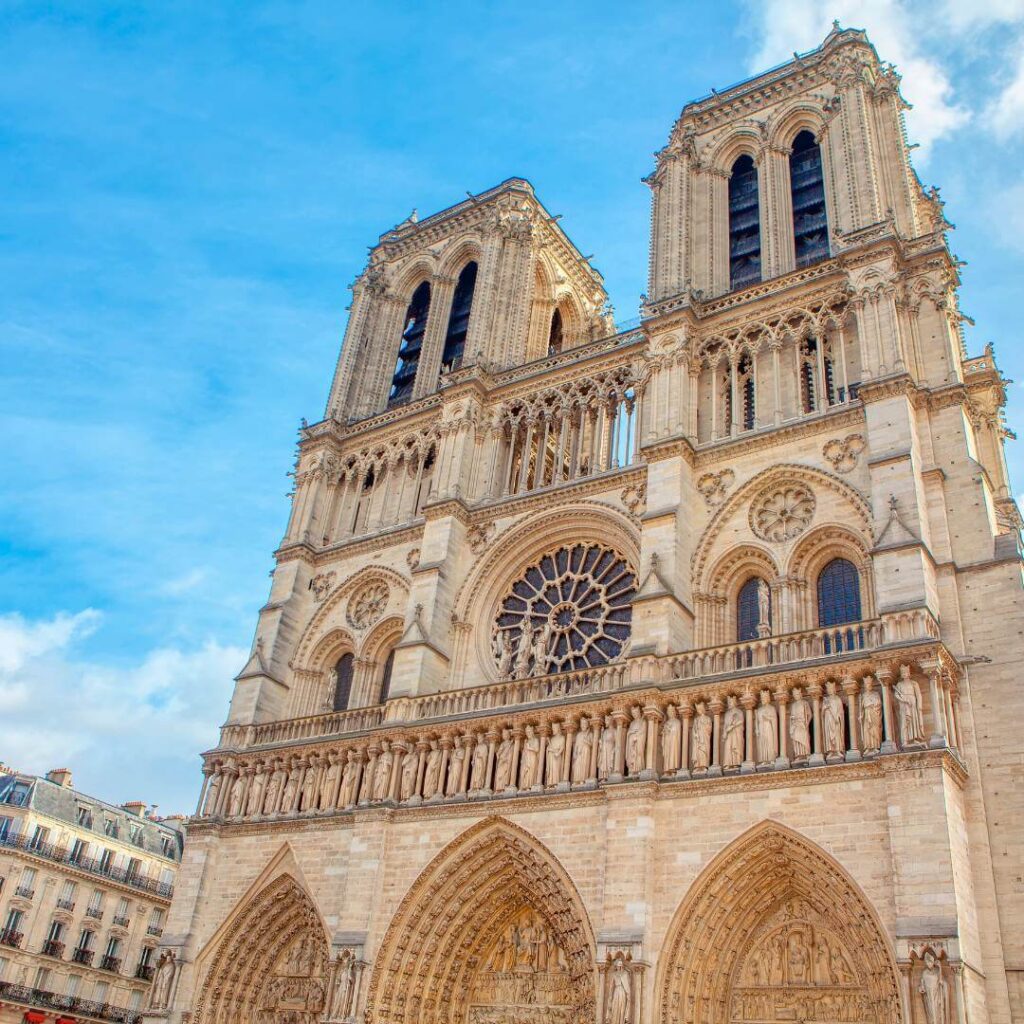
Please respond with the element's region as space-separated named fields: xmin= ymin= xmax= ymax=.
xmin=379 ymin=648 xmax=395 ymax=703
xmin=737 ymin=576 xmax=769 ymax=642
xmin=790 ymin=130 xmax=829 ymax=266
xmin=439 ymin=262 xmax=477 ymax=379
xmin=332 ymin=653 xmax=354 ymax=712
xmin=547 ymin=308 xmax=564 ymax=355
xmin=729 ymin=154 xmax=761 ymax=290
xmin=738 ymin=353 xmax=755 ymax=431
xmin=817 ymin=558 xmax=861 ymax=627
xmin=389 ymin=281 xmax=431 ymax=408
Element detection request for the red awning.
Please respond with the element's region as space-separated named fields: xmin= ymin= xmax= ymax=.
xmin=23 ymin=1012 xmax=47 ymax=1024
xmin=56 ymin=1017 xmax=78 ymax=1024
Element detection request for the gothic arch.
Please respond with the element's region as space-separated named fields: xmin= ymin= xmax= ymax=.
xmin=193 ymin=851 xmax=330 ymax=1024
xmin=766 ymin=102 xmax=829 ymax=152
xmin=293 ymin=565 xmax=410 ymax=670
xmin=692 ymin=464 xmax=873 ymax=590
xmin=365 ymin=816 xmax=597 ymax=1024
xmin=392 ymin=255 xmax=439 ymax=300
xmin=357 ymin=614 xmax=404 ymax=704
xmin=437 ymin=233 xmax=484 ymax=278
xmin=656 ymin=820 xmax=902 ymax=1024
xmin=452 ymin=501 xmax=641 ymax=680
xmin=787 ymin=524 xmax=876 ymax=630
xmin=709 ymin=125 xmax=764 ymax=173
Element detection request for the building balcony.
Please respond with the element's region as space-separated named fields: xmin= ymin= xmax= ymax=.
xmin=0 ymin=929 xmax=24 ymax=948
xmin=99 ymin=954 xmax=122 ymax=973
xmin=0 ymin=830 xmax=174 ymax=900
xmin=112 ymin=915 xmax=131 ymax=928
xmin=85 ymin=904 xmax=103 ymax=919
xmin=135 ymin=963 xmax=155 ymax=981
xmin=72 ymin=947 xmax=95 ymax=965
xmin=56 ymin=897 xmax=76 ymax=912
xmin=14 ymin=885 xmax=35 ymax=899
xmin=0 ymin=980 xmax=142 ymax=1023
xmin=42 ymin=939 xmax=65 ymax=958
xmin=146 ymin=924 xmax=163 ymax=937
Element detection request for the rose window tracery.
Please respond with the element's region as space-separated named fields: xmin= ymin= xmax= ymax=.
xmin=750 ymin=485 xmax=816 ymax=542
xmin=493 ymin=544 xmax=635 ymax=677
xmin=347 ymin=581 xmax=389 ymax=630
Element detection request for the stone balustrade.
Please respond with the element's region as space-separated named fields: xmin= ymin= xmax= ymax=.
xmin=197 ymin=646 xmax=960 ymax=824
xmin=218 ymin=611 xmax=938 ymax=752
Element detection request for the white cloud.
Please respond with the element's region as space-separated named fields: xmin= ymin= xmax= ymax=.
xmin=745 ymin=0 xmax=967 ymax=156
xmin=985 ymin=47 xmax=1024 ymax=139
xmin=0 ymin=610 xmax=243 ymax=813
xmin=941 ymin=0 xmax=1024 ymax=31
xmin=159 ymin=567 xmax=210 ymax=596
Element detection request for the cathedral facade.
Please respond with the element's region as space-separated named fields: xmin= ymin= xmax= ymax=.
xmin=143 ymin=27 xmax=1023 ymax=1024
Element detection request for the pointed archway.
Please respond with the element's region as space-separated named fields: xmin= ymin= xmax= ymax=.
xmin=193 ymin=856 xmax=330 ymax=1024
xmin=657 ymin=821 xmax=903 ymax=1024
xmin=365 ymin=816 xmax=597 ymax=1024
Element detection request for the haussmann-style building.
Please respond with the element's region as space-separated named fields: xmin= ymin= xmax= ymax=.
xmin=142 ymin=26 xmax=1023 ymax=1024
xmin=0 ymin=766 xmax=184 ymax=1024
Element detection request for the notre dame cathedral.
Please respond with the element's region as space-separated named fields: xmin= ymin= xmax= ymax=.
xmin=143 ymin=26 xmax=1023 ymax=1024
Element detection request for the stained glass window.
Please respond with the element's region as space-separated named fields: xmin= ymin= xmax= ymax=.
xmin=332 ymin=653 xmax=354 ymax=712
xmin=817 ymin=558 xmax=861 ymax=626
xmin=737 ymin=577 xmax=767 ymax=642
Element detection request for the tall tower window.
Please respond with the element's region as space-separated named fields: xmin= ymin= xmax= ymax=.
xmin=389 ymin=281 xmax=432 ymax=408
xmin=738 ymin=353 xmax=755 ymax=431
xmin=790 ymin=130 xmax=829 ymax=266
xmin=379 ymin=649 xmax=395 ymax=703
xmin=547 ymin=308 xmax=564 ymax=355
xmin=729 ymin=155 xmax=762 ymax=290
xmin=439 ymin=262 xmax=477 ymax=380
xmin=332 ymin=653 xmax=354 ymax=712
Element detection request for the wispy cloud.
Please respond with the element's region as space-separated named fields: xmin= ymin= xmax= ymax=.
xmin=0 ymin=610 xmax=242 ymax=813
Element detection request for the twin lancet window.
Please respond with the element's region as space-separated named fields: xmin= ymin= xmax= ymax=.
xmin=388 ymin=261 xmax=479 ymax=408
xmin=737 ymin=557 xmax=862 ymax=643
xmin=728 ymin=130 xmax=829 ymax=292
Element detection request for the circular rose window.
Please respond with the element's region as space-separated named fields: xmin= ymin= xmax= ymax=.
xmin=492 ymin=544 xmax=636 ymax=678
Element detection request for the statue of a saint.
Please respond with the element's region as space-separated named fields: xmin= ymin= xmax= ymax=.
xmin=625 ymin=706 xmax=646 ymax=775
xmin=246 ymin=766 xmax=267 ymax=817
xmin=400 ymin=747 xmax=419 ymax=801
xmin=571 ymin=717 xmax=593 ymax=783
xmin=661 ymin=704 xmax=682 ymax=773
xmin=691 ymin=701 xmax=712 ymax=771
xmin=530 ymin=622 xmax=553 ymax=677
xmin=513 ymin=629 xmax=533 ymax=680
xmin=598 ymin=715 xmax=616 ymax=780
xmin=319 ymin=755 xmax=342 ymax=811
xmin=722 ymin=695 xmax=744 ymax=769
xmin=495 ymin=630 xmax=515 ymax=679
xmin=494 ymin=729 xmax=515 ymax=790
xmin=469 ymin=733 xmax=489 ymax=791
xmin=757 ymin=579 xmax=771 ymax=631
xmin=860 ymin=677 xmax=883 ymax=753
xmin=895 ymin=665 xmax=926 ymax=747
xmin=822 ymin=680 xmax=846 ymax=757
xmin=919 ymin=951 xmax=950 ymax=1024
xmin=607 ymin=956 xmax=631 ymax=1024
xmin=446 ymin=739 xmax=466 ymax=796
xmin=519 ymin=726 xmax=541 ymax=788
xmin=148 ymin=951 xmax=176 ymax=1009
xmin=372 ymin=742 xmax=393 ymax=801
xmin=789 ymin=687 xmax=812 ymax=761
xmin=339 ymin=751 xmax=359 ymax=808
xmin=755 ymin=689 xmax=778 ymax=764
xmin=422 ymin=741 xmax=443 ymax=799
xmin=546 ymin=722 xmax=566 ymax=785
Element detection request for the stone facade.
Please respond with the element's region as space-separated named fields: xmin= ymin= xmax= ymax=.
xmin=148 ymin=26 xmax=1022 ymax=1024
xmin=0 ymin=767 xmax=184 ymax=1024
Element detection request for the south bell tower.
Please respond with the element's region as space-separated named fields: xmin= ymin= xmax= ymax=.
xmin=152 ymin=27 xmax=1022 ymax=1024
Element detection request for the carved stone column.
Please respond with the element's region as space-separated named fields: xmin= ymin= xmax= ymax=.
xmin=708 ymin=698 xmax=723 ymax=777
xmin=876 ymin=666 xmax=898 ymax=754
xmin=843 ymin=674 xmax=862 ymax=761
xmin=807 ymin=682 xmax=825 ymax=767
xmin=741 ymin=691 xmax=756 ymax=774
xmin=774 ymin=688 xmax=791 ymax=770
xmin=923 ymin=662 xmax=948 ymax=748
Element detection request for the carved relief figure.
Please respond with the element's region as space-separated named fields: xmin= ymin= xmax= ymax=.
xmin=789 ymin=686 xmax=812 ymax=761
xmin=400 ymin=746 xmax=418 ymax=801
xmin=330 ymin=950 xmax=356 ymax=1019
xmin=531 ymin=622 xmax=553 ymax=677
xmin=373 ymin=742 xmax=394 ymax=801
xmin=691 ymin=701 xmax=712 ymax=771
xmin=423 ymin=740 xmax=443 ymax=799
xmin=546 ymin=722 xmax=566 ymax=785
xmin=300 ymin=759 xmax=319 ymax=811
xmin=446 ymin=738 xmax=466 ymax=796
xmin=919 ymin=951 xmax=950 ymax=1024
xmin=895 ymin=665 xmax=926 ymax=747
xmin=755 ymin=689 xmax=778 ymax=764
xmin=757 ymin=579 xmax=771 ymax=632
xmin=494 ymin=728 xmax=515 ymax=791
xmin=625 ymin=706 xmax=646 ymax=775
xmin=148 ymin=950 xmax=176 ymax=1009
xmin=662 ymin=704 xmax=682 ymax=773
xmin=860 ymin=677 xmax=883 ymax=754
xmin=723 ymin=695 xmax=744 ymax=769
xmin=571 ymin=717 xmax=593 ymax=783
xmin=246 ymin=765 xmax=267 ymax=816
xmin=495 ymin=630 xmax=515 ymax=680
xmin=339 ymin=751 xmax=359 ymax=808
xmin=513 ymin=630 xmax=534 ymax=680
xmin=319 ymin=755 xmax=342 ymax=811
xmin=263 ymin=761 xmax=286 ymax=815
xmin=281 ymin=764 xmax=301 ymax=813
xmin=470 ymin=733 xmax=489 ymax=791
xmin=519 ymin=725 xmax=541 ymax=788
xmin=598 ymin=714 xmax=616 ymax=780
xmin=226 ymin=775 xmax=245 ymax=818
xmin=607 ymin=955 xmax=631 ymax=1024
xmin=822 ymin=681 xmax=846 ymax=757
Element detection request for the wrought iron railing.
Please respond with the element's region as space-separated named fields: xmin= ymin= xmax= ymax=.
xmin=0 ymin=981 xmax=141 ymax=1023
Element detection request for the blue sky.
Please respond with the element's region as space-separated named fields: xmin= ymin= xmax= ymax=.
xmin=2 ymin=0 xmax=1023 ymax=812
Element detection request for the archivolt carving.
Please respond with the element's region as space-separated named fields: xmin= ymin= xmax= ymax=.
xmin=657 ymin=821 xmax=902 ymax=1024
xmin=365 ymin=817 xmax=596 ymax=1024
xmin=693 ymin=465 xmax=872 ymax=589
xmin=193 ymin=872 xmax=330 ymax=1024
xmin=293 ymin=566 xmax=409 ymax=670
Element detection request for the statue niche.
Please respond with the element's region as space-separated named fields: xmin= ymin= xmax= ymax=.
xmin=732 ymin=899 xmax=872 ymax=1024
xmin=467 ymin=907 xmax=574 ymax=1023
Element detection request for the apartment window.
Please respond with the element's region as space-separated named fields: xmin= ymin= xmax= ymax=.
xmin=65 ymin=974 xmax=81 ymax=997
xmin=33 ymin=966 xmax=51 ymax=991
xmin=30 ymin=824 xmax=50 ymax=849
xmin=138 ymin=945 xmax=154 ymax=969
xmin=69 ymin=837 xmax=89 ymax=864
xmin=105 ymin=937 xmax=121 ymax=958
xmin=159 ymin=868 xmax=174 ymax=888
xmin=129 ymin=822 xmax=143 ymax=846
xmin=93 ymin=980 xmax=109 ymax=1004
xmin=98 ymin=848 xmax=115 ymax=872
xmin=103 ymin=817 xmax=119 ymax=838
xmin=3 ymin=909 xmax=24 ymax=933
xmin=77 ymin=928 xmax=94 ymax=951
xmin=59 ymin=880 xmax=77 ymax=903
xmin=46 ymin=919 xmax=64 ymax=942
xmin=160 ymin=834 xmax=175 ymax=858
xmin=20 ymin=866 xmax=37 ymax=888
xmin=126 ymin=858 xmax=142 ymax=882
xmin=88 ymin=889 xmax=104 ymax=914
xmin=76 ymin=805 xmax=94 ymax=828
xmin=129 ymin=990 xmax=143 ymax=1011
xmin=116 ymin=897 xmax=129 ymax=917
xmin=148 ymin=907 xmax=165 ymax=928
xmin=0 ymin=956 xmax=8 ymax=981
xmin=0 ymin=816 xmax=12 ymax=839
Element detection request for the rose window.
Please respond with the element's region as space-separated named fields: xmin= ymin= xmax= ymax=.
xmin=750 ymin=485 xmax=816 ymax=542
xmin=347 ymin=581 xmax=389 ymax=630
xmin=494 ymin=544 xmax=636 ymax=675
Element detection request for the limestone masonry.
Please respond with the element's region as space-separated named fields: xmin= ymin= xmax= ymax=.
xmin=143 ymin=26 xmax=1024 ymax=1024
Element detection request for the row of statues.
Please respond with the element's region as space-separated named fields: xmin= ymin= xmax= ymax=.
xmin=200 ymin=666 xmax=942 ymax=820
